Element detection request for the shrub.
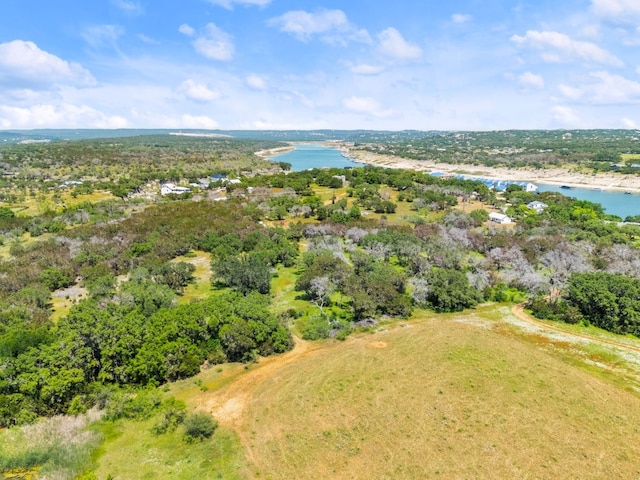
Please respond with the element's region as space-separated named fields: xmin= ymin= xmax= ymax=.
xmin=183 ymin=413 xmax=218 ymax=442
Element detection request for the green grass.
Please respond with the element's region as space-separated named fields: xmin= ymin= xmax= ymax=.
xmin=621 ymin=154 xmax=640 ymax=161
xmin=174 ymin=251 xmax=213 ymax=304
xmin=92 ymin=417 xmax=246 ymax=480
xmin=227 ymin=306 xmax=640 ymax=479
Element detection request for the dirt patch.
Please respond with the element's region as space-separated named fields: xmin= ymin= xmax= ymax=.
xmin=368 ymin=341 xmax=388 ymax=349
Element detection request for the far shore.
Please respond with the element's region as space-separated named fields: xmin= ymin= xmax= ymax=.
xmin=346 ymin=149 xmax=640 ymax=194
xmin=254 ymin=142 xmax=640 ymax=194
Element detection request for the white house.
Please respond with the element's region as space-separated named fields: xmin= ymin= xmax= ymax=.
xmin=489 ymin=212 xmax=512 ymax=224
xmin=161 ymin=183 xmax=191 ymax=196
xmin=523 ymin=183 xmax=538 ymax=193
xmin=527 ymin=201 xmax=548 ymax=213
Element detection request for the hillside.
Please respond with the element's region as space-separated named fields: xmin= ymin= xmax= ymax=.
xmin=119 ymin=304 xmax=640 ymax=480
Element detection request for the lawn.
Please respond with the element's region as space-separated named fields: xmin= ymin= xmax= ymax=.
xmin=210 ymin=305 xmax=640 ymax=479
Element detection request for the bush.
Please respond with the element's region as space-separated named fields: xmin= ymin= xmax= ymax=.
xmin=183 ymin=413 xmax=218 ymax=442
xmin=151 ymin=398 xmax=186 ymax=435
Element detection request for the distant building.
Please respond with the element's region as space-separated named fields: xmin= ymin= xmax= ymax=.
xmin=161 ymin=183 xmax=190 ymax=196
xmin=527 ymin=201 xmax=548 ymax=213
xmin=489 ymin=212 xmax=512 ymax=224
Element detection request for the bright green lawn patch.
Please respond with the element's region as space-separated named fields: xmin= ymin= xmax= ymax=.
xmin=621 ymin=154 xmax=640 ymax=161
xmin=93 ymin=417 xmax=246 ymax=480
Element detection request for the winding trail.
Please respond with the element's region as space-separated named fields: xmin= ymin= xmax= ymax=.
xmin=511 ymin=303 xmax=640 ymax=355
xmin=202 ymin=336 xmax=328 ymax=464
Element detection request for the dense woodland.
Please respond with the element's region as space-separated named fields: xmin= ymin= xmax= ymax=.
xmin=2 ymin=134 xmax=640 ymax=477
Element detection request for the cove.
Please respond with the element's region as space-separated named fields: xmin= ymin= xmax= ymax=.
xmin=270 ymin=144 xmax=357 ymax=172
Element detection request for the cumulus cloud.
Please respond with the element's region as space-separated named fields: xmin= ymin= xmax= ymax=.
xmin=176 ymin=79 xmax=220 ymax=102
xmin=592 ymin=0 xmax=640 ymax=22
xmin=268 ymin=9 xmax=370 ymax=44
xmin=205 ymin=0 xmax=270 ymax=9
xmin=377 ymin=28 xmax=422 ymax=61
xmin=518 ymin=71 xmax=545 ymax=89
xmin=0 ymin=40 xmax=95 ymax=88
xmin=246 ymin=74 xmax=267 ymax=90
xmin=192 ymin=23 xmax=234 ymax=61
xmin=111 ymin=0 xmax=143 ymax=15
xmin=0 ymin=103 xmax=127 ymax=129
xmin=551 ymin=105 xmax=581 ymax=125
xmin=81 ymin=25 xmax=125 ymax=48
xmin=349 ymin=63 xmax=385 ymax=75
xmin=180 ymin=114 xmax=218 ymax=129
xmin=559 ymin=71 xmax=640 ymax=104
xmin=178 ymin=24 xmax=195 ymax=37
xmin=342 ymin=96 xmax=394 ymax=117
xmin=452 ymin=14 xmax=472 ymax=24
xmin=511 ymin=30 xmax=623 ymax=67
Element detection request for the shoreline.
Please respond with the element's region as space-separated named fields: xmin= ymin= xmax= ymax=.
xmin=346 ymin=149 xmax=640 ymax=194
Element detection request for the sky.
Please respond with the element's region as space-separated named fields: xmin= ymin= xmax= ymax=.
xmin=1 ymin=0 xmax=640 ymax=131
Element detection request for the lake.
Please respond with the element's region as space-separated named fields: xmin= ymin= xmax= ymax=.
xmin=536 ymin=184 xmax=640 ymax=219
xmin=271 ymin=144 xmax=640 ymax=219
xmin=270 ymin=144 xmax=357 ymax=171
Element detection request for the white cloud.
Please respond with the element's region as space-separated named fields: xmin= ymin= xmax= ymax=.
xmin=81 ymin=25 xmax=125 ymax=48
xmin=0 ymin=40 xmax=95 ymax=87
xmin=342 ymin=96 xmax=394 ymax=117
xmin=137 ymin=34 xmax=159 ymax=45
xmin=205 ymin=0 xmax=270 ymax=9
xmin=180 ymin=114 xmax=218 ymax=129
xmin=377 ymin=28 xmax=422 ymax=61
xmin=622 ymin=117 xmax=637 ymax=128
xmin=592 ymin=0 xmax=640 ymax=22
xmin=0 ymin=103 xmax=128 ymax=128
xmin=518 ymin=71 xmax=545 ymax=89
xmin=246 ymin=74 xmax=267 ymax=90
xmin=178 ymin=24 xmax=195 ymax=37
xmin=192 ymin=23 xmax=234 ymax=61
xmin=551 ymin=105 xmax=581 ymax=125
xmin=268 ymin=9 xmax=370 ymax=44
xmin=349 ymin=63 xmax=385 ymax=75
xmin=511 ymin=30 xmax=623 ymax=67
xmin=111 ymin=0 xmax=143 ymax=15
xmin=176 ymin=79 xmax=220 ymax=102
xmin=452 ymin=14 xmax=472 ymax=24
xmin=559 ymin=71 xmax=640 ymax=104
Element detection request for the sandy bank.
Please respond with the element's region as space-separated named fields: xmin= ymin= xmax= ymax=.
xmin=347 ymin=149 xmax=640 ymax=193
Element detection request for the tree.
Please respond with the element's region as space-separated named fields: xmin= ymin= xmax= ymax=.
xmin=417 ymin=268 xmax=483 ymax=313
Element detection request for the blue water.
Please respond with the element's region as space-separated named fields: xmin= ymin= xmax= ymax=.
xmin=271 ymin=144 xmax=357 ymax=171
xmin=536 ymin=184 xmax=640 ymax=219
xmin=272 ymin=144 xmax=640 ymax=219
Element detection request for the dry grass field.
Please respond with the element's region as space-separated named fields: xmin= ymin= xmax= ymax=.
xmin=191 ymin=305 xmax=640 ymax=480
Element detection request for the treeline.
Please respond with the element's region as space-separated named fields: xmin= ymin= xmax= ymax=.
xmin=528 ymin=272 xmax=640 ymax=336
xmin=355 ymin=129 xmax=640 ymax=170
xmin=0 ymin=135 xmax=285 ymax=199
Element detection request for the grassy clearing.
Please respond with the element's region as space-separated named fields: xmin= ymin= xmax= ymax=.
xmin=93 ymin=416 xmax=245 ymax=480
xmin=231 ymin=307 xmax=640 ymax=479
xmin=173 ymin=251 xmax=213 ymax=303
xmin=621 ymin=154 xmax=640 ymax=161
xmin=93 ymin=364 xmax=250 ymax=480
xmin=7 ymin=190 xmax=115 ymax=217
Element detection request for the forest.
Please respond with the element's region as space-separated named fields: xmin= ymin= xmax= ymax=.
xmin=2 ymin=134 xmax=640 ymax=477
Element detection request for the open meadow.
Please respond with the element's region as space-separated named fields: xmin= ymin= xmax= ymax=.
xmin=86 ymin=304 xmax=640 ymax=480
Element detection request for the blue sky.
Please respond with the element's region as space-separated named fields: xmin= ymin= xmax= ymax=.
xmin=1 ymin=0 xmax=640 ymax=130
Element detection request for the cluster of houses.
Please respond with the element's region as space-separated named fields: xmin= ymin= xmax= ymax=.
xmin=489 ymin=201 xmax=548 ymax=225
xmin=160 ymin=174 xmax=241 ymax=196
